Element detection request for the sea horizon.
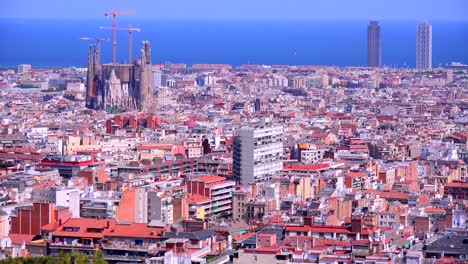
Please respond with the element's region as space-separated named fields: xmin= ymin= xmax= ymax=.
xmin=1 ymin=18 xmax=467 ymax=68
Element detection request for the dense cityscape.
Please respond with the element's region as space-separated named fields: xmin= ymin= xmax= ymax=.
xmin=1 ymin=2 xmax=468 ymax=264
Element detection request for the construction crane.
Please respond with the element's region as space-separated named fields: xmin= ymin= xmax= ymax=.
xmin=80 ymin=37 xmax=107 ymax=66
xmin=104 ymin=9 xmax=136 ymax=64
xmin=100 ymin=25 xmax=141 ymax=63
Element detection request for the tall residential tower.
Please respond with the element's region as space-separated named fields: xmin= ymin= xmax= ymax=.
xmin=416 ymin=22 xmax=432 ymax=69
xmin=233 ymin=125 xmax=283 ymax=184
xmin=367 ymin=21 xmax=381 ymax=67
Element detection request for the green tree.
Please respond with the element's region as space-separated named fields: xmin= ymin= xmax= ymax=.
xmin=92 ymin=250 xmax=107 ymax=264
xmin=57 ymin=251 xmax=71 ymax=264
xmin=0 ymin=256 xmax=57 ymax=264
xmin=74 ymin=251 xmax=88 ymax=264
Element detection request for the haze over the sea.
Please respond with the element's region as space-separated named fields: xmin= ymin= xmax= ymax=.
xmin=1 ymin=19 xmax=467 ymax=68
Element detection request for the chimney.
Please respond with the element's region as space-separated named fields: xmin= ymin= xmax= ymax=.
xmin=106 ymin=221 xmax=110 ymax=229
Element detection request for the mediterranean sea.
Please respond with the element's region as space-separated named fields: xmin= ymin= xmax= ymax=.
xmin=1 ymin=19 xmax=467 ymax=68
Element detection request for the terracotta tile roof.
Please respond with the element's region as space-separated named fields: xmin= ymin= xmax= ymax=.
xmin=346 ymin=172 xmax=367 ymax=178
xmin=53 ymin=218 xmax=116 ymax=239
xmin=136 ymin=144 xmax=173 ymax=151
xmin=373 ymin=191 xmax=409 ymax=200
xmin=244 ymin=244 xmax=283 ymax=254
xmin=105 ymin=223 xmax=164 ymax=239
xmin=51 ymin=218 xmax=165 ymax=240
xmin=425 ymin=207 xmax=446 ymax=214
xmin=232 ymin=232 xmax=255 ymax=242
xmin=196 ymin=175 xmax=226 ymax=183
xmin=350 ymin=145 xmax=369 ymax=150
xmin=286 ymin=225 xmax=354 ymax=234
xmin=187 ymin=194 xmax=211 ymax=204
xmin=284 ymin=164 xmax=330 ymax=172
xmin=41 ymin=221 xmax=59 ymax=231
xmin=319 ymin=239 xmax=352 ymax=246
xmin=9 ymin=234 xmax=36 ymax=245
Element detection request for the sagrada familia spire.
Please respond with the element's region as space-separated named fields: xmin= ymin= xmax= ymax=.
xmin=85 ymin=41 xmax=153 ymax=112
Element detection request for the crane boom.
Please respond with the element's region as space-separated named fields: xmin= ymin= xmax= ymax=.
xmin=99 ymin=25 xmax=140 ymax=63
xmin=104 ymin=9 xmax=136 ymax=64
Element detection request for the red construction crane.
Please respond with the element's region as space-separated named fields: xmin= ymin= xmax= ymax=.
xmin=104 ymin=9 xmax=136 ymax=64
xmin=100 ymin=25 xmax=140 ymax=63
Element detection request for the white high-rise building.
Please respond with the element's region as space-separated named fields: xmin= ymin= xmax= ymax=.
xmin=416 ymin=22 xmax=432 ymax=69
xmin=152 ymin=67 xmax=162 ymax=88
xmin=233 ymin=125 xmax=283 ymax=184
xmin=17 ymin=64 xmax=32 ymax=74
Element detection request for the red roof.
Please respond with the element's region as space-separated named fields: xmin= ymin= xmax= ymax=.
xmin=425 ymin=207 xmax=446 ymax=214
xmin=196 ymin=175 xmax=226 ymax=183
xmin=41 ymin=221 xmax=59 ymax=231
xmin=286 ymin=225 xmax=353 ymax=234
xmin=244 ymin=244 xmax=283 ymax=254
xmin=284 ymin=164 xmax=330 ymax=172
xmin=51 ymin=218 xmax=165 ymax=240
xmin=444 ymin=181 xmax=468 ymax=188
xmin=9 ymin=234 xmax=36 ymax=245
xmin=136 ymin=144 xmax=173 ymax=151
xmin=346 ymin=172 xmax=367 ymax=178
xmin=53 ymin=218 xmax=115 ymax=239
xmin=232 ymin=232 xmax=255 ymax=242
xmin=374 ymin=191 xmax=409 ymax=200
xmin=187 ymin=194 xmax=211 ymax=204
xmin=320 ymin=239 xmax=352 ymax=246
xmin=350 ymin=145 xmax=368 ymax=150
xmin=105 ymin=223 xmax=164 ymax=239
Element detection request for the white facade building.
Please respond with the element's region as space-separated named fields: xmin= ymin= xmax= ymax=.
xmin=233 ymin=125 xmax=283 ymax=184
xmin=31 ymin=187 xmax=80 ymax=217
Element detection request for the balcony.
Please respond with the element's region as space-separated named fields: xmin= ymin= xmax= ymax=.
xmin=102 ymin=241 xmax=156 ymax=252
xmin=211 ymin=188 xmax=233 ymax=196
xmin=80 ymin=211 xmax=114 ymax=218
xmin=103 ymin=253 xmax=144 ymax=262
xmin=211 ymin=193 xmax=232 ymax=201
xmin=211 ymin=205 xmax=231 ymax=213
xmin=50 ymin=241 xmax=99 ymax=250
xmin=210 ymin=182 xmax=235 ymax=190
xmin=81 ymin=203 xmax=112 ymax=210
xmin=211 ymin=199 xmax=231 ymax=208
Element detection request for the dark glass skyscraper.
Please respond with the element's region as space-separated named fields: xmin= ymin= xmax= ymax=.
xmin=367 ymin=21 xmax=381 ymax=67
xmin=416 ymin=22 xmax=432 ymax=69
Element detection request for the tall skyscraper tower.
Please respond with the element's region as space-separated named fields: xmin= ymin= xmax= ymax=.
xmin=367 ymin=21 xmax=381 ymax=67
xmin=233 ymin=125 xmax=283 ymax=184
xmin=416 ymin=22 xmax=432 ymax=69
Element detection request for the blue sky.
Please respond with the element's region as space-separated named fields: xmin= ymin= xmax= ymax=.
xmin=2 ymin=0 xmax=468 ymax=20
